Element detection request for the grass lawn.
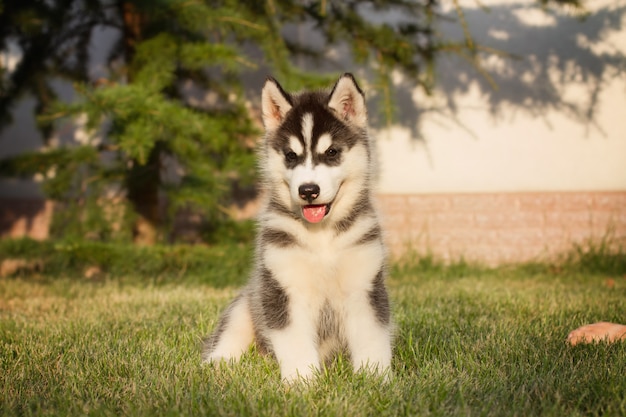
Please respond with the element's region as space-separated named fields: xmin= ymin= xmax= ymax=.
xmin=1 ymin=246 xmax=625 ymax=416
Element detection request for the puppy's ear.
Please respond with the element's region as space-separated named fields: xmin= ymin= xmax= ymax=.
xmin=328 ymin=73 xmax=367 ymax=127
xmin=261 ymin=77 xmax=293 ymax=132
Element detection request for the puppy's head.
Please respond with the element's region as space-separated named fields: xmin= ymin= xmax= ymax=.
xmin=260 ymin=74 xmax=372 ymax=224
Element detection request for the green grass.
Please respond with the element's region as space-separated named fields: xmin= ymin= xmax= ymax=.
xmin=0 ymin=239 xmax=252 ymax=286
xmin=1 ymin=243 xmax=625 ymax=416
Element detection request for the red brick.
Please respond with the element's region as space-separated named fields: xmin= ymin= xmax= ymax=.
xmin=377 ymin=194 xmax=408 ymax=213
xmin=383 ymin=191 xmax=626 ymax=264
xmin=592 ymin=193 xmax=626 ymax=211
xmin=2 ymin=191 xmax=626 ymax=265
xmin=420 ymin=212 xmax=476 ymax=230
xmin=448 ymin=193 xmax=514 ymax=212
xmin=405 ymin=195 xmax=452 ymax=212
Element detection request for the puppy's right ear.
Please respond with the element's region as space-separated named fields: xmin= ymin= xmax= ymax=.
xmin=327 ymin=73 xmax=367 ymax=128
xmin=261 ymin=77 xmax=293 ymax=132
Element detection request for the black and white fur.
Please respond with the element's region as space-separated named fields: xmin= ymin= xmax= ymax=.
xmin=202 ymin=74 xmax=392 ymax=382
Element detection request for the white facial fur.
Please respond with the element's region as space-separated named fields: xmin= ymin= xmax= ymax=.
xmin=283 ymin=113 xmax=345 ymax=205
xmin=287 ymin=160 xmax=344 ymax=205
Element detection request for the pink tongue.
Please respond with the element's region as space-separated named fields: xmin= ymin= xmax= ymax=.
xmin=302 ymin=205 xmax=327 ymax=223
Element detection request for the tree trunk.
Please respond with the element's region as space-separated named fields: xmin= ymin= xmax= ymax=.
xmin=119 ymin=1 xmax=160 ymax=244
xmin=126 ymin=148 xmax=161 ymax=245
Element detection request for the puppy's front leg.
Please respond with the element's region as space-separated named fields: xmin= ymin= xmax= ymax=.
xmin=344 ymin=280 xmax=393 ymax=375
xmin=257 ymin=265 xmax=320 ymax=382
xmin=267 ymin=306 xmax=320 ymax=382
xmin=269 ymin=323 xmax=320 ymax=382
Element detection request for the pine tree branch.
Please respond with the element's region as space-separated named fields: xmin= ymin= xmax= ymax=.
xmin=217 ymin=16 xmax=267 ymax=31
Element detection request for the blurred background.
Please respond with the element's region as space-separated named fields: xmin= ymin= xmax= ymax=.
xmin=1 ymin=0 xmax=624 ymax=266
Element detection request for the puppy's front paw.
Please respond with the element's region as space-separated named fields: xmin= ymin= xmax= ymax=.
xmin=567 ymin=322 xmax=626 ymax=345
xmin=280 ymin=363 xmax=318 ymax=384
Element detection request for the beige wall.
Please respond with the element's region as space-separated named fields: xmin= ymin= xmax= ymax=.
xmin=376 ymin=0 xmax=626 ymax=194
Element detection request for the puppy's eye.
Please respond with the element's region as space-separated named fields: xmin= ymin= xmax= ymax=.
xmin=325 ymin=148 xmax=339 ymax=158
xmin=285 ymin=151 xmax=298 ymax=162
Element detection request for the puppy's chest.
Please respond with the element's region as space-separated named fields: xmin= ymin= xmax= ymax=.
xmin=263 ymin=228 xmax=383 ymax=296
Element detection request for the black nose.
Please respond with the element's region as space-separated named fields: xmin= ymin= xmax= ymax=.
xmin=298 ymin=183 xmax=320 ymax=202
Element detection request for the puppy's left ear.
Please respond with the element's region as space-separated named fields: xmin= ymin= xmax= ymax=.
xmin=261 ymin=77 xmax=293 ymax=132
xmin=328 ymin=73 xmax=367 ymax=128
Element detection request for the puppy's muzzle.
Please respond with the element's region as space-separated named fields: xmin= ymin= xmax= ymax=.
xmin=298 ymin=183 xmax=320 ymax=204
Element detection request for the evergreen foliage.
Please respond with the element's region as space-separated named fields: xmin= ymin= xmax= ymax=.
xmin=0 ymin=0 xmax=583 ymax=243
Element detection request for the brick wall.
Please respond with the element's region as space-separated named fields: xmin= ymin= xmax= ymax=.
xmin=2 ymin=191 xmax=625 ymax=265
xmin=0 ymin=199 xmax=53 ymax=241
xmin=379 ymin=191 xmax=626 ymax=265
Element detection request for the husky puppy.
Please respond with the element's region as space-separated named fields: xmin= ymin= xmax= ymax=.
xmin=202 ymin=73 xmax=392 ymax=382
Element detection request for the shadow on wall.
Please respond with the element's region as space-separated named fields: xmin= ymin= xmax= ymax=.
xmin=389 ymin=2 xmax=626 ymax=142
